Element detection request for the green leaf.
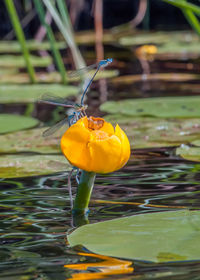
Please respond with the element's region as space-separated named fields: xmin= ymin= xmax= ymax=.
xmin=101 ymin=96 xmax=200 ymax=118
xmin=176 ymin=145 xmax=200 ymax=162
xmin=0 ymin=84 xmax=78 ymax=103
xmin=0 ymin=55 xmax=52 ymax=68
xmin=68 ymin=210 xmax=200 ymax=262
xmin=0 ymin=154 xmax=70 ymax=178
xmin=105 ymin=115 xmax=200 ymax=149
xmin=0 ymin=128 xmax=62 ymax=154
xmin=0 ymin=114 xmax=39 ymax=134
xmin=0 ymin=40 xmax=66 ymax=53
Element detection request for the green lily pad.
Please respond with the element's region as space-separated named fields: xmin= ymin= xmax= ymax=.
xmin=0 ymin=84 xmax=78 ymax=103
xmin=0 ymin=68 xmax=18 ymax=75
xmin=75 ymin=30 xmax=116 ymax=45
xmin=111 ymin=73 xmax=200 ymax=85
xmin=0 ymin=114 xmax=39 ymax=134
xmin=119 ymin=31 xmax=199 ymax=47
xmin=101 ymin=96 xmax=200 ymax=118
xmin=176 ymin=145 xmax=200 ymax=162
xmin=2 ymin=117 xmax=200 ymax=152
xmin=157 ymin=41 xmax=200 ymax=59
xmin=191 ymin=139 xmax=200 ymax=147
xmin=0 ymin=55 xmax=52 ymax=68
xmin=0 ymin=128 xmax=62 ymax=154
xmin=0 ymin=154 xmax=70 ymax=178
xmin=0 ymin=40 xmax=66 ymax=53
xmin=0 ymin=69 xmax=119 ymax=84
xmin=105 ymin=115 xmax=200 ymax=149
xmin=68 ymin=210 xmax=200 ymax=263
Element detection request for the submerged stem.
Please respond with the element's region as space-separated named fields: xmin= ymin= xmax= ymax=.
xmin=72 ymin=170 xmax=96 ymax=215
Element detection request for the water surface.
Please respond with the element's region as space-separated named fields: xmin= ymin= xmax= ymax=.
xmin=1 ymin=148 xmax=200 ymax=279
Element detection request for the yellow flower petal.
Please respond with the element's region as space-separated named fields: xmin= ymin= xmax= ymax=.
xmin=114 ymin=124 xmax=131 ymax=169
xmin=61 ymin=116 xmax=131 ymax=173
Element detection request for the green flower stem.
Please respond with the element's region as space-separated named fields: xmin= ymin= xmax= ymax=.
xmin=4 ymin=0 xmax=36 ymax=83
xmin=73 ymin=171 xmax=96 ymax=215
xmin=43 ymin=0 xmax=85 ymax=69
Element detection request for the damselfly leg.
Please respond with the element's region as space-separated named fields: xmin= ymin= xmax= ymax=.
xmin=67 ymin=167 xmax=80 ymax=209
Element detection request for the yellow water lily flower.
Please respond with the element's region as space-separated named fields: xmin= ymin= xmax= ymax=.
xmin=135 ymin=45 xmax=157 ymax=61
xmin=61 ymin=116 xmax=130 ymax=173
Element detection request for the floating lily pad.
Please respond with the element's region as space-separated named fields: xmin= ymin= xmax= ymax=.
xmin=0 ymin=84 xmax=78 ymax=103
xmin=0 ymin=55 xmax=52 ymax=68
xmin=119 ymin=31 xmax=199 ymax=47
xmin=0 ymin=68 xmax=18 ymax=75
xmin=192 ymin=139 xmax=200 ymax=147
xmin=111 ymin=73 xmax=200 ymax=85
xmin=101 ymin=96 xmax=200 ymax=118
xmin=75 ymin=30 xmax=116 ymax=45
xmin=176 ymin=145 xmax=200 ymax=162
xmin=0 ymin=70 xmax=119 ymax=84
xmin=105 ymin=115 xmax=200 ymax=149
xmin=68 ymin=210 xmax=200 ymax=263
xmin=0 ymin=128 xmax=62 ymax=154
xmin=0 ymin=154 xmax=70 ymax=178
xmin=0 ymin=40 xmax=66 ymax=53
xmin=0 ymin=114 xmax=39 ymax=134
xmin=157 ymin=41 xmax=200 ymax=58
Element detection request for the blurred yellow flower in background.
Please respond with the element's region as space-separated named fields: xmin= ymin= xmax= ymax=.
xmin=61 ymin=116 xmax=130 ymax=173
xmin=135 ymin=44 xmax=157 ymax=61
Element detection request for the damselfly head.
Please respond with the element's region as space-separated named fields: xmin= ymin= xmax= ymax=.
xmin=107 ymin=58 xmax=113 ymax=64
xmin=99 ymin=58 xmax=113 ymax=68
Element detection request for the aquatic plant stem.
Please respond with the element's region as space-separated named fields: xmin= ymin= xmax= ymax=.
xmin=182 ymin=8 xmax=200 ymax=37
xmin=43 ymin=0 xmax=85 ymax=69
xmin=73 ymin=171 xmax=96 ymax=215
xmin=162 ymin=0 xmax=200 ymax=16
xmin=34 ymin=0 xmax=67 ymax=84
xmin=4 ymin=0 xmax=36 ymax=83
xmin=94 ymin=0 xmax=108 ymax=103
xmin=162 ymin=0 xmax=200 ymax=37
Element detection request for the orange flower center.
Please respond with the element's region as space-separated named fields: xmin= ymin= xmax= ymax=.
xmin=87 ymin=116 xmax=104 ymax=130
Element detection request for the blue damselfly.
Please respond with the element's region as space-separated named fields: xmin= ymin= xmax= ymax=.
xmin=39 ymin=58 xmax=113 ymax=137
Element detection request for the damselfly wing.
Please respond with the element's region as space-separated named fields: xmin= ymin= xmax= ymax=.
xmin=68 ymin=58 xmax=113 ymax=78
xmin=39 ymin=94 xmax=87 ymax=137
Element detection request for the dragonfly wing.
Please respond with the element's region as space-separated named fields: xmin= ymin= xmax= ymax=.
xmin=43 ymin=117 xmax=68 ymax=137
xmin=39 ymin=93 xmax=75 ymax=108
xmin=68 ymin=64 xmax=97 ymax=77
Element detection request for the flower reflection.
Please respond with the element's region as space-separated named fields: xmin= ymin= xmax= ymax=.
xmin=64 ymin=251 xmax=133 ymax=279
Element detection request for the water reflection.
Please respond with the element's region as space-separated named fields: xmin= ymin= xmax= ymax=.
xmin=0 ymin=148 xmax=200 ymax=279
xmin=64 ymin=250 xmax=133 ymax=279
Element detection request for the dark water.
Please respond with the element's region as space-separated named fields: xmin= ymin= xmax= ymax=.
xmin=1 ymin=148 xmax=200 ymax=280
